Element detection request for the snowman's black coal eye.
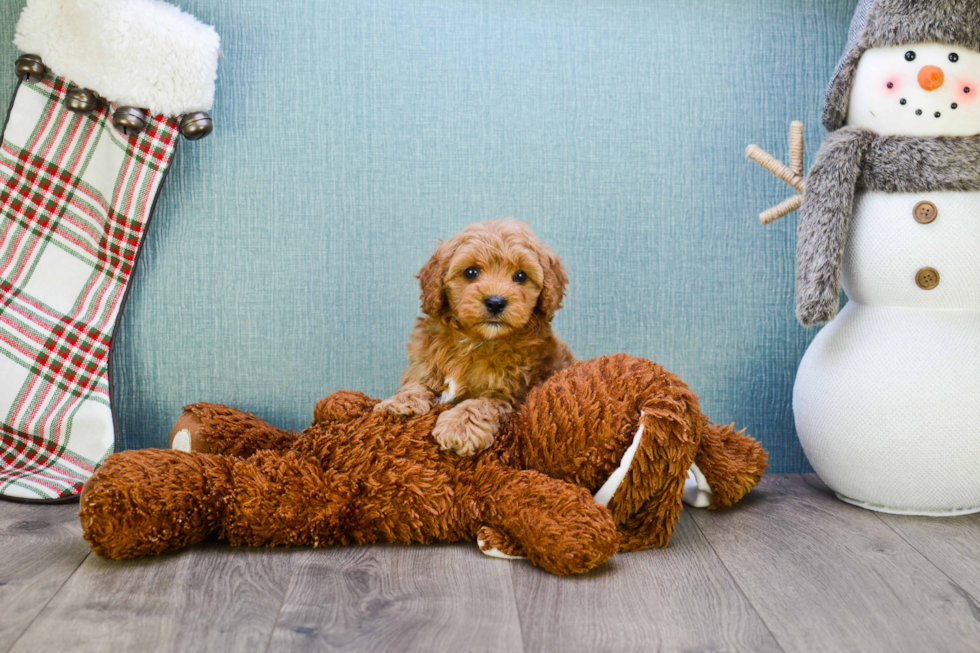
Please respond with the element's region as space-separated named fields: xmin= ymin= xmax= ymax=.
xmin=950 ymin=53 xmax=960 ymax=63
xmin=906 ymin=51 xmax=917 ymax=62
xmin=464 ymin=267 xmax=480 ymax=280
xmin=887 ymin=82 xmax=894 ymax=88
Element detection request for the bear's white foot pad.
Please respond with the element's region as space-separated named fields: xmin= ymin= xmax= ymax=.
xmin=477 ymin=540 xmax=525 ymax=560
xmin=683 ymin=463 xmax=713 ymax=508
xmin=171 ymin=429 xmax=192 ymax=452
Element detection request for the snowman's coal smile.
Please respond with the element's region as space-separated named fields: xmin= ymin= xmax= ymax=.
xmin=898 ymin=97 xmax=959 ymax=118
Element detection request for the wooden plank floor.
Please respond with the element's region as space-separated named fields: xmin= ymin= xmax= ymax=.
xmin=2 ymin=475 xmax=979 ymax=653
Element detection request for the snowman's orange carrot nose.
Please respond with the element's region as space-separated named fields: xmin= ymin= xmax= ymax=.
xmin=918 ymin=65 xmax=945 ymax=91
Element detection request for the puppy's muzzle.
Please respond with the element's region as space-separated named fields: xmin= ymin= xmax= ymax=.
xmin=484 ymin=296 xmax=507 ymax=316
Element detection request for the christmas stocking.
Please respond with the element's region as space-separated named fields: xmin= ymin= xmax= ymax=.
xmin=0 ymin=0 xmax=219 ymax=501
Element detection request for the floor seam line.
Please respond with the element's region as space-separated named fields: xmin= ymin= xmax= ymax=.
xmin=872 ymin=511 xmax=980 ymax=606
xmin=688 ymin=502 xmax=787 ymax=653
xmin=3 ymin=549 xmax=91 ymax=653
xmin=508 ymin=564 xmax=529 ymax=653
xmin=260 ymin=552 xmax=300 ymax=653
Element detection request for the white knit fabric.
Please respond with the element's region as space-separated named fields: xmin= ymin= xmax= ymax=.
xmin=842 ymin=191 xmax=980 ymax=309
xmin=796 ymin=190 xmax=980 ymax=515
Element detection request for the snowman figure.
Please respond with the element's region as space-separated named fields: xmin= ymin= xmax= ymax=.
xmin=751 ymin=0 xmax=980 ymax=515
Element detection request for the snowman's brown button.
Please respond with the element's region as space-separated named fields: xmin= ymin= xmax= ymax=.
xmin=913 ymin=201 xmax=938 ymax=224
xmin=916 ymin=267 xmax=940 ymax=290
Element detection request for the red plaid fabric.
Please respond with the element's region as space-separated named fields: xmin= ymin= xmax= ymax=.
xmin=0 ymin=75 xmax=179 ymax=500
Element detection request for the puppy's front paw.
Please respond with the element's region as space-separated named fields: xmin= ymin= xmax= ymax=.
xmin=374 ymin=385 xmax=435 ymax=417
xmin=433 ymin=400 xmax=508 ymax=456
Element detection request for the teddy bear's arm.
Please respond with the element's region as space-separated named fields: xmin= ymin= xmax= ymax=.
xmin=172 ymin=403 xmax=298 ymax=457
xmin=475 ymin=466 xmax=618 ymax=575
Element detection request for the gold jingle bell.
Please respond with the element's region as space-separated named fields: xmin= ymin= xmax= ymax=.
xmin=14 ymin=54 xmax=46 ymax=83
xmin=179 ymin=112 xmax=213 ymax=141
xmin=112 ymin=106 xmax=147 ymax=137
xmin=64 ymin=88 xmax=99 ymax=114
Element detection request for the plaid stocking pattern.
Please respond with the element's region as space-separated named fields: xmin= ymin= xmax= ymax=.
xmin=0 ymin=75 xmax=179 ymax=501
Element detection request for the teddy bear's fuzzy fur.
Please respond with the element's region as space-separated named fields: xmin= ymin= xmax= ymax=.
xmin=79 ymin=355 xmax=767 ymax=576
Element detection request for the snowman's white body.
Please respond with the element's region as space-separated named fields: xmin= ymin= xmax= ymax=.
xmin=793 ymin=44 xmax=980 ymax=515
xmin=795 ymin=190 xmax=980 ymax=515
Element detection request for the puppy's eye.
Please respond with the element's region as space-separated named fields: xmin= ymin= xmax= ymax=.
xmin=513 ymin=271 xmax=528 ymax=284
xmin=905 ymin=51 xmax=917 ymax=62
xmin=950 ymin=53 xmax=960 ymax=63
xmin=463 ymin=267 xmax=480 ymax=280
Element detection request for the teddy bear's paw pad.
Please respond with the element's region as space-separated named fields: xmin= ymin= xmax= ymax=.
xmin=682 ymin=463 xmax=714 ymax=508
xmin=171 ymin=429 xmax=192 ymax=452
xmin=479 ymin=542 xmax=525 ymax=560
xmin=477 ymin=527 xmax=526 ymax=560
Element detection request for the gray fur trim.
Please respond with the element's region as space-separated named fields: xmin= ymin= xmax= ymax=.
xmin=797 ymin=128 xmax=875 ymax=326
xmin=823 ymin=0 xmax=980 ymax=132
xmin=862 ymin=134 xmax=980 ymax=191
xmin=797 ymin=128 xmax=980 ymax=325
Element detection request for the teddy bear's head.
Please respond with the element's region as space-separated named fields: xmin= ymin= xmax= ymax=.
xmin=506 ymin=354 xmax=704 ymax=551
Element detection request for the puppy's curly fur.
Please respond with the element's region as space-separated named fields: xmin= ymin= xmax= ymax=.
xmin=377 ymin=219 xmax=575 ymax=455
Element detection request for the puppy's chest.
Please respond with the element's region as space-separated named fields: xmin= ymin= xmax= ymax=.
xmin=439 ymin=352 xmax=535 ymax=402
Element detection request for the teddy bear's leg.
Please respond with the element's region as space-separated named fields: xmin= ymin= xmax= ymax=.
xmin=219 ymin=450 xmax=358 ymax=547
xmin=221 ymin=451 xmax=458 ymax=548
xmin=476 ymin=467 xmax=618 ymax=576
xmin=169 ymin=403 xmax=298 ymax=457
xmin=80 ymin=450 xmax=234 ymax=559
xmin=694 ymin=421 xmax=768 ymax=509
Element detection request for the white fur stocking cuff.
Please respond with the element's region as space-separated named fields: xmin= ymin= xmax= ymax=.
xmin=14 ymin=0 xmax=220 ymax=116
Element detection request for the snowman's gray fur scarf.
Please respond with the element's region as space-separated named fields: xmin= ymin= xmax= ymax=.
xmin=823 ymin=0 xmax=980 ymax=132
xmin=797 ymin=128 xmax=980 ymax=326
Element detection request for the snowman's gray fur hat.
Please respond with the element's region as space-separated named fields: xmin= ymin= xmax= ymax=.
xmin=823 ymin=0 xmax=980 ymax=131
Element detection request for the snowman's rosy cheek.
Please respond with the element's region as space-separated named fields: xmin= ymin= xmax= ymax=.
xmin=954 ymin=79 xmax=978 ymax=104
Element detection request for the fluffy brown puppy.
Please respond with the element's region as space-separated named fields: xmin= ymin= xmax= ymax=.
xmin=376 ymin=219 xmax=575 ymax=456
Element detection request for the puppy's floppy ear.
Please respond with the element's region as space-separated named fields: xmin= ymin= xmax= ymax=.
xmin=535 ymin=245 xmax=568 ymax=321
xmin=418 ymin=239 xmax=453 ymax=317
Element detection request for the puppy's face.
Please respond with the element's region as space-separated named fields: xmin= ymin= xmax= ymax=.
xmin=419 ymin=220 xmax=567 ymax=340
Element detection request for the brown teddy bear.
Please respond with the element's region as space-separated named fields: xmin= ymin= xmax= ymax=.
xmin=79 ymin=355 xmax=767 ymax=576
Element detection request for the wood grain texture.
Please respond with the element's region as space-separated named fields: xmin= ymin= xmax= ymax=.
xmin=692 ymin=475 xmax=980 ymax=653
xmin=874 ymin=506 xmax=980 ymax=605
xmin=511 ymin=511 xmax=782 ymax=653
xmin=0 ymin=502 xmax=89 ymax=653
xmin=5 ymin=477 xmax=980 ymax=652
xmin=268 ymin=544 xmax=524 ymax=653
xmin=10 ymin=542 xmax=295 ymax=653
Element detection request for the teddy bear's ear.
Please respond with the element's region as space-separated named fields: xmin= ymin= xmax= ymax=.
xmin=534 ymin=245 xmax=568 ymax=322
xmin=417 ymin=239 xmax=453 ymax=317
xmin=606 ymin=391 xmax=702 ymax=551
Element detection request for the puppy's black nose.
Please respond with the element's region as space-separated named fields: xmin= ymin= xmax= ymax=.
xmin=484 ymin=296 xmax=507 ymax=316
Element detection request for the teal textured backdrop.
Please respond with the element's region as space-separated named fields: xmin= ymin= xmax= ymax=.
xmin=0 ymin=0 xmax=857 ymax=472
